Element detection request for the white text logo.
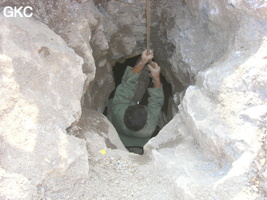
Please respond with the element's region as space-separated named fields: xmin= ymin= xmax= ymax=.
xmin=3 ymin=6 xmax=33 ymax=18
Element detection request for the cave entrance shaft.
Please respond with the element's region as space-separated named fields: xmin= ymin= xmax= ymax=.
xmin=104 ymin=55 xmax=173 ymax=129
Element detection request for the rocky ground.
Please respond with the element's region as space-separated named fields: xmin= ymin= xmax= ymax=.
xmin=0 ymin=0 xmax=266 ymax=199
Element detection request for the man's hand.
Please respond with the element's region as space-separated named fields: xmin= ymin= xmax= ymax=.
xmin=132 ymin=49 xmax=153 ymax=74
xmin=141 ymin=49 xmax=153 ymax=64
xmin=148 ymin=62 xmax=160 ymax=79
xmin=148 ymin=62 xmax=162 ymax=88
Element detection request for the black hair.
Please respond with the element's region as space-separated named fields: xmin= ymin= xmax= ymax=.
xmin=124 ymin=105 xmax=147 ymax=131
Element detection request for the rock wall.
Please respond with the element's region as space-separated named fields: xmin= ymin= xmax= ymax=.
xmin=0 ymin=0 xmax=113 ymax=112
xmin=0 ymin=15 xmax=88 ymax=199
xmin=181 ymin=16 xmax=266 ymax=162
xmin=147 ymin=0 xmax=267 ymax=197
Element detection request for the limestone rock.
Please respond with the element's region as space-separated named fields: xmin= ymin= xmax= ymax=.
xmin=95 ymin=0 xmax=147 ymax=61
xmin=0 ymin=15 xmax=88 ymax=199
xmin=75 ymin=108 xmax=127 ymax=153
xmin=227 ymin=0 xmax=267 ymax=20
xmin=0 ymin=0 xmax=113 ymax=113
xmin=146 ymin=1 xmax=267 ymax=198
xmin=149 ymin=0 xmax=237 ymax=89
xmin=179 ymin=16 xmax=267 ymax=162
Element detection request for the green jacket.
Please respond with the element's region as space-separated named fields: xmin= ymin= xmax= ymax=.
xmin=108 ymin=66 xmax=164 ymax=147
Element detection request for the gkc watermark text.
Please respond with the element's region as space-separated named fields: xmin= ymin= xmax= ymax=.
xmin=3 ymin=6 xmax=33 ymax=18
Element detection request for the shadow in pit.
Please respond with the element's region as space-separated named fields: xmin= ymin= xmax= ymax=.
xmin=103 ymin=55 xmax=173 ymax=128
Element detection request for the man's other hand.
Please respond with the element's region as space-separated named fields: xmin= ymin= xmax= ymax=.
xmin=148 ymin=62 xmax=160 ymax=79
xmin=148 ymin=62 xmax=162 ymax=88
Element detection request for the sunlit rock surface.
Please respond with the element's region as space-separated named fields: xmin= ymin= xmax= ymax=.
xmin=0 ymin=15 xmax=88 ymax=199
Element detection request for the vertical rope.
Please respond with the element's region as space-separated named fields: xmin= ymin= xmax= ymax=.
xmin=146 ymin=0 xmax=155 ymax=69
xmin=146 ymin=0 xmax=151 ymax=55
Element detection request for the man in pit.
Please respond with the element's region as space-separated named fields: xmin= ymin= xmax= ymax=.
xmin=108 ymin=50 xmax=164 ymax=154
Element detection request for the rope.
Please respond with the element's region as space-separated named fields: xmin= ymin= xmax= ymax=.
xmin=146 ymin=0 xmax=156 ymax=70
xmin=146 ymin=0 xmax=151 ymax=55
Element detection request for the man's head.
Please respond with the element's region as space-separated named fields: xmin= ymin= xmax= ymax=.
xmin=124 ymin=105 xmax=147 ymax=131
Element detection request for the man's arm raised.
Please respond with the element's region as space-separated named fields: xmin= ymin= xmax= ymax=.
xmin=132 ymin=49 xmax=153 ymax=74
